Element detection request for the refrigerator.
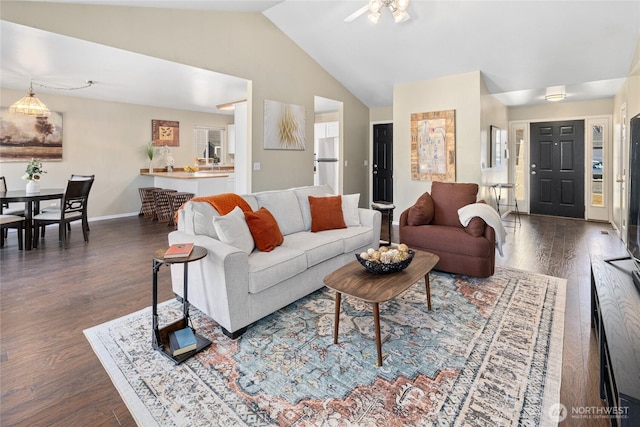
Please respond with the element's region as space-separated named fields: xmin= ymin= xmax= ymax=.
xmin=315 ymin=137 xmax=339 ymax=192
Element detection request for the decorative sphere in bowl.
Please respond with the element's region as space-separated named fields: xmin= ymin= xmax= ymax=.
xmin=356 ymin=248 xmax=415 ymax=274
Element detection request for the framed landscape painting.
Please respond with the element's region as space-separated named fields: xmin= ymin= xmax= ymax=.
xmin=0 ymin=108 xmax=63 ymax=162
xmin=411 ymin=109 xmax=456 ymax=182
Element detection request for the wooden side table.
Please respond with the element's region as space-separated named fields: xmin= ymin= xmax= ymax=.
xmin=152 ymin=245 xmax=211 ymax=364
xmin=371 ymin=202 xmax=395 ymax=245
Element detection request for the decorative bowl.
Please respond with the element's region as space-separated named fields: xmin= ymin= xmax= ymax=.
xmin=355 ymin=250 xmax=415 ymax=274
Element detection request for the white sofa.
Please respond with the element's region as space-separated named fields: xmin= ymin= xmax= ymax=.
xmin=168 ymin=184 xmax=382 ymax=338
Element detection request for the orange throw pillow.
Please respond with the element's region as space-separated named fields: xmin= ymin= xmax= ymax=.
xmin=244 ymin=207 xmax=284 ymax=252
xmin=309 ymin=195 xmax=347 ymax=232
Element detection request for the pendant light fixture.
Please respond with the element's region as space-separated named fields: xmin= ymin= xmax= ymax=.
xmin=9 ymin=82 xmax=51 ymax=117
xmin=8 ymin=80 xmax=95 ymax=118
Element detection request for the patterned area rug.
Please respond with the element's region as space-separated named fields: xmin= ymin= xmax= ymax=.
xmin=84 ymin=266 xmax=565 ymax=427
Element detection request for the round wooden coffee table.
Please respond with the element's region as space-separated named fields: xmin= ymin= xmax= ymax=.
xmin=323 ymin=249 xmax=439 ymax=367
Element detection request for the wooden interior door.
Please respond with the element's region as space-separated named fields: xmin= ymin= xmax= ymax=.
xmin=530 ymin=120 xmax=585 ymax=218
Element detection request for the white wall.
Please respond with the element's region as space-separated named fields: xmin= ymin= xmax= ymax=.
xmin=480 ymin=76 xmax=509 ymax=202
xmin=393 ymin=71 xmax=485 ymax=216
xmin=1 ymin=87 xmax=232 ymax=218
xmin=1 ymin=1 xmax=371 ymax=206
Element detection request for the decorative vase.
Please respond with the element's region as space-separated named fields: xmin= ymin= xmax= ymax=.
xmin=26 ymin=179 xmax=40 ymax=194
xmin=149 ymin=160 xmax=154 ymax=173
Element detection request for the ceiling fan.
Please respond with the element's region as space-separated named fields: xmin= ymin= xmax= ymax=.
xmin=344 ymin=0 xmax=410 ymax=24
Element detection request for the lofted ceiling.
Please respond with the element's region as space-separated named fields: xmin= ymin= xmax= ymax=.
xmin=1 ymin=1 xmax=639 ymax=112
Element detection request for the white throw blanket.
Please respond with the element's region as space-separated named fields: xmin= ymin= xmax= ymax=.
xmin=457 ymin=203 xmax=507 ymax=256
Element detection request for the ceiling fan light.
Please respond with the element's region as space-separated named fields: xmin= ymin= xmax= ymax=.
xmin=368 ymin=11 xmax=381 ymax=23
xmin=369 ymin=0 xmax=381 ymax=13
xmin=396 ymin=0 xmax=409 ymax=11
xmin=393 ymin=9 xmax=409 ymax=23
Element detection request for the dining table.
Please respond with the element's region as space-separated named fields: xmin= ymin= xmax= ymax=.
xmin=0 ymin=188 xmax=65 ymax=250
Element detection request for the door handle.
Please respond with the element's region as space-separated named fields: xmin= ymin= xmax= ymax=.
xmin=531 ymin=164 xmax=537 ymax=168
xmin=531 ymin=171 xmax=537 ymax=175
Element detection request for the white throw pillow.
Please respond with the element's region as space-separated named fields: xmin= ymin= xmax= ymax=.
xmin=342 ymin=193 xmax=360 ymax=226
xmin=212 ymin=206 xmax=254 ymax=255
xmin=325 ymin=193 xmax=360 ymax=226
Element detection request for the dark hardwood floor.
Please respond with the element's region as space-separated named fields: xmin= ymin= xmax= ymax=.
xmin=0 ymin=213 xmax=622 ymax=426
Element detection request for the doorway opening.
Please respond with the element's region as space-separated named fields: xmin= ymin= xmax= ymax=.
xmin=314 ymin=96 xmax=343 ymax=193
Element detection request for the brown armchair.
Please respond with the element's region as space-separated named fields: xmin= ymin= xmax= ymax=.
xmin=399 ymin=182 xmax=496 ymax=278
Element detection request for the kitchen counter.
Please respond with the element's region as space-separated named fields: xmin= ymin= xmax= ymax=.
xmin=140 ymin=170 xmax=235 ymax=196
xmin=140 ymin=171 xmax=231 ymax=179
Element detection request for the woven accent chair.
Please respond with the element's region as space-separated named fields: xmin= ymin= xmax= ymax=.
xmin=152 ymin=189 xmax=177 ymax=222
xmin=167 ymin=192 xmax=195 ymax=228
xmin=139 ymin=187 xmax=161 ymax=218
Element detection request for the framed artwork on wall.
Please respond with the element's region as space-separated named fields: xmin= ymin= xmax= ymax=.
xmin=411 ymin=109 xmax=455 ymax=182
xmin=0 ymin=108 xmax=63 ymax=162
xmin=152 ymin=119 xmax=179 ymax=146
xmin=264 ymin=100 xmax=306 ymax=150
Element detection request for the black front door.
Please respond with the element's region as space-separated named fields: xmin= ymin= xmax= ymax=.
xmin=373 ymin=123 xmax=393 ymax=202
xmin=530 ymin=120 xmax=585 ymax=218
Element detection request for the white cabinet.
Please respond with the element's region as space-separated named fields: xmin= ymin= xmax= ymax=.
xmin=314 ymin=121 xmax=339 ymax=139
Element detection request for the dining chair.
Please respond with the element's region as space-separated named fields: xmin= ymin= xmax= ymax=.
xmin=0 ymin=176 xmax=26 ymax=216
xmin=0 ymin=214 xmax=25 ymax=250
xmin=40 ymin=174 xmax=95 ymax=212
xmin=39 ymin=174 xmax=95 ymax=236
xmin=32 ymin=176 xmax=94 ymax=248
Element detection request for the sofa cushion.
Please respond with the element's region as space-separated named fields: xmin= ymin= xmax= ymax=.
xmin=320 ymin=226 xmax=374 ymax=253
xmin=407 ymin=192 xmax=434 ymax=226
xmin=185 ymin=201 xmax=220 ymax=238
xmin=309 ymin=195 xmax=347 ymax=232
xmin=431 ymin=182 xmax=478 ymax=227
xmin=212 ymin=206 xmax=255 ymax=255
xmin=244 ymin=207 xmax=284 ymax=252
xmin=248 ymin=246 xmax=307 ymax=294
xmin=256 ymin=190 xmax=305 ymax=236
xmin=402 ymin=224 xmax=492 ymax=258
xmin=283 ymin=231 xmax=344 ymax=267
xmin=464 ymin=200 xmax=487 ymax=237
xmin=293 ymin=184 xmax=334 ymax=230
xmin=241 ymin=195 xmax=259 ymax=211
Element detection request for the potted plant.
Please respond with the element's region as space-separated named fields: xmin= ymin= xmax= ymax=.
xmin=146 ymin=143 xmax=156 ymax=173
xmin=22 ymin=158 xmax=46 ymax=194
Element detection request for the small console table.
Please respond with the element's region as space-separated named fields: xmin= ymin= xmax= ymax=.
xmin=590 ymin=254 xmax=640 ymax=426
xmin=152 ymin=245 xmax=211 ymax=364
xmin=489 ymin=183 xmax=521 ymax=228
